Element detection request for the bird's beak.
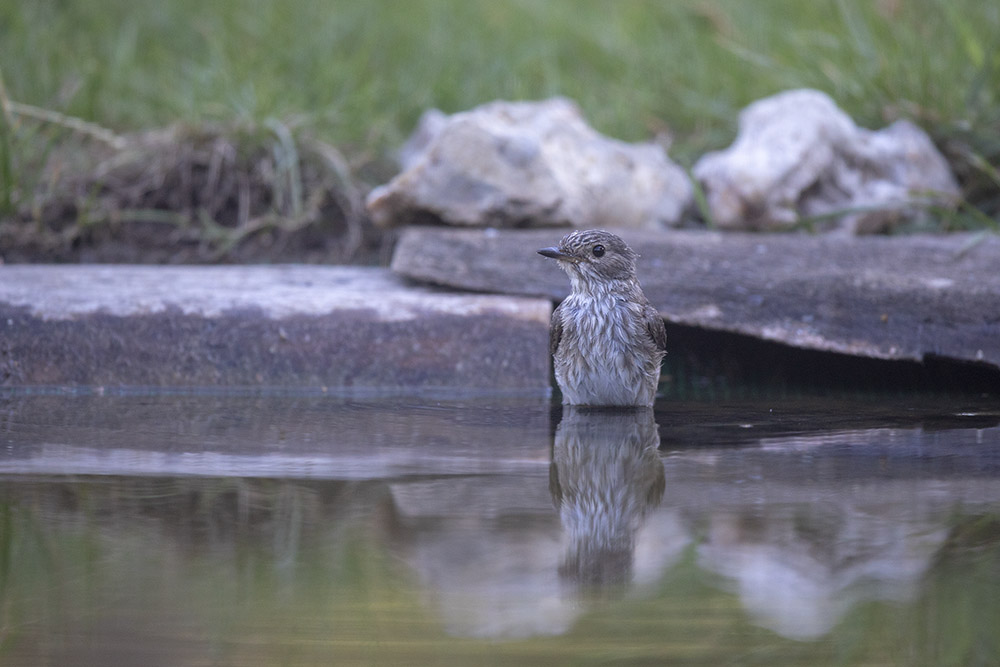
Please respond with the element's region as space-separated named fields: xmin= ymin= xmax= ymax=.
xmin=538 ymin=247 xmax=579 ymax=262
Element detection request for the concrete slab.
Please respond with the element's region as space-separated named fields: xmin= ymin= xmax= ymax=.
xmin=391 ymin=227 xmax=1000 ymax=370
xmin=0 ymin=265 xmax=552 ymax=391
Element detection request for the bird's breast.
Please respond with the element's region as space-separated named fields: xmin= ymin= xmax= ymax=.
xmin=563 ymin=295 xmax=643 ymax=347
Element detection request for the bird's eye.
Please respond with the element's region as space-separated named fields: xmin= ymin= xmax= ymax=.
xmin=592 ymin=244 xmax=605 ymax=258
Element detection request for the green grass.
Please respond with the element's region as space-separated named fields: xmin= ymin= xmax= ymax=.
xmin=1 ymin=0 xmax=999 ymax=245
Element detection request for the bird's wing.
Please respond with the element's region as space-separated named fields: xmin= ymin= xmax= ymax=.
xmin=549 ymin=302 xmax=564 ymax=357
xmin=644 ymin=305 xmax=668 ymax=353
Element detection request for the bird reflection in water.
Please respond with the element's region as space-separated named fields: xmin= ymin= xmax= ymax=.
xmin=549 ymin=406 xmax=665 ymax=596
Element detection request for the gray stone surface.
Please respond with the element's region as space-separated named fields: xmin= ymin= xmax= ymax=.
xmin=693 ymin=89 xmax=960 ymax=233
xmin=391 ymin=226 xmax=1000 ymax=369
xmin=366 ymin=98 xmax=693 ymax=229
xmin=0 ymin=265 xmax=552 ymax=390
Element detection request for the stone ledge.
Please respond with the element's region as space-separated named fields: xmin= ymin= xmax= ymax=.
xmin=391 ymin=227 xmax=1000 ymax=370
xmin=0 ymin=265 xmax=552 ymax=390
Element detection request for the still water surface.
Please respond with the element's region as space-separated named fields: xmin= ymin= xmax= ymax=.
xmin=1 ymin=392 xmax=999 ymax=665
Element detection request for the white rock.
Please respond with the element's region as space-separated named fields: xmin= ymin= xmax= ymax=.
xmin=693 ymin=89 xmax=960 ymax=233
xmin=367 ymin=98 xmax=693 ymax=229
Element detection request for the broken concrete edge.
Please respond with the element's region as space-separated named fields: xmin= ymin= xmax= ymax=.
xmin=0 ymin=265 xmax=553 ymax=393
xmin=390 ymin=226 xmax=1000 ymax=372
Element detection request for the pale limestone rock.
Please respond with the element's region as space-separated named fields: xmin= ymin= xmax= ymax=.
xmin=693 ymin=89 xmax=959 ymax=233
xmin=367 ymin=98 xmax=693 ymax=229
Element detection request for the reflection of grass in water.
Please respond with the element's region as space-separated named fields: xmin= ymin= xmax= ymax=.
xmin=0 ymin=494 xmax=106 ymax=658
xmin=0 ymin=491 xmax=798 ymax=663
xmin=903 ymin=515 xmax=1000 ymax=667
xmin=0 ymin=478 xmax=441 ymax=663
xmin=2 ymin=481 xmax=1000 ymax=664
xmin=831 ymin=514 xmax=1000 ymax=667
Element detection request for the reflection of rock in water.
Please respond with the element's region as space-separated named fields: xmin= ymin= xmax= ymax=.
xmin=695 ymin=500 xmax=949 ymax=640
xmin=550 ymin=406 xmax=665 ymax=594
xmin=385 ymin=477 xmax=571 ymax=639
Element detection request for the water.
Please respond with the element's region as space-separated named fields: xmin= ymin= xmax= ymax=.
xmin=1 ymin=392 xmax=999 ymax=666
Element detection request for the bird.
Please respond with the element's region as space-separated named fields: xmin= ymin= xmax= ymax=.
xmin=538 ymin=230 xmax=667 ymax=407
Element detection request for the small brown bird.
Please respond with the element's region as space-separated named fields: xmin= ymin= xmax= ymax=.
xmin=538 ymin=230 xmax=667 ymax=407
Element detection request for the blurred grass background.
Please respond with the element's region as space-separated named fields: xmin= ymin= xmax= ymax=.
xmin=1 ymin=0 xmax=999 ymax=257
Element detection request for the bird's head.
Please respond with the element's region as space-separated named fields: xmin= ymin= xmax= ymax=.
xmin=538 ymin=230 xmax=639 ymax=290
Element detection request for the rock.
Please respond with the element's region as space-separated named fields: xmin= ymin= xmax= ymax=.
xmin=692 ymin=89 xmax=960 ymax=233
xmin=0 ymin=265 xmax=551 ymax=391
xmin=366 ymin=98 xmax=693 ymax=229
xmin=390 ymin=226 xmax=1000 ymax=370
xmin=397 ymin=108 xmax=449 ymax=170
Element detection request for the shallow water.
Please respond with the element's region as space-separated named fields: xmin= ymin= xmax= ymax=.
xmin=1 ymin=392 xmax=999 ymax=665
